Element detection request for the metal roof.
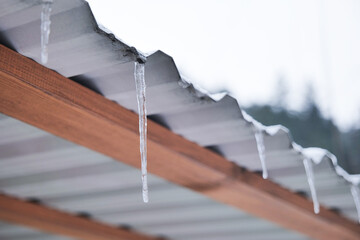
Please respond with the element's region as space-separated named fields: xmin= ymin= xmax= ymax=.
xmin=0 ymin=220 xmax=73 ymax=240
xmin=0 ymin=113 xmax=310 ymax=240
xmin=0 ymin=0 xmax=358 ymax=239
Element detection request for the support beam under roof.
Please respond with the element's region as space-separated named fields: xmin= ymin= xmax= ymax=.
xmin=0 ymin=44 xmax=359 ymax=240
xmin=0 ymin=193 xmax=159 ymax=240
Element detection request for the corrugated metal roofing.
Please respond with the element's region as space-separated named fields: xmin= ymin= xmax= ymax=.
xmin=0 ymin=113 xmax=310 ymax=240
xmin=0 ymin=220 xmax=73 ymax=240
xmin=0 ymin=0 xmax=358 ymax=239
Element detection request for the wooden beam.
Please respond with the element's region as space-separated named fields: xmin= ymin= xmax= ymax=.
xmin=0 ymin=193 xmax=159 ymax=240
xmin=0 ymin=44 xmax=359 ymax=240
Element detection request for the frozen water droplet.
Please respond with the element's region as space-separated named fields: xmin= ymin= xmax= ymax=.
xmin=350 ymin=184 xmax=360 ymax=223
xmin=41 ymin=0 xmax=53 ymax=64
xmin=303 ymin=158 xmax=319 ymax=214
xmin=254 ymin=128 xmax=268 ymax=179
xmin=134 ymin=61 xmax=148 ymax=203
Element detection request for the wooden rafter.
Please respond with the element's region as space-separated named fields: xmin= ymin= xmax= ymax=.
xmin=0 ymin=45 xmax=359 ymax=240
xmin=0 ymin=193 xmax=159 ymax=240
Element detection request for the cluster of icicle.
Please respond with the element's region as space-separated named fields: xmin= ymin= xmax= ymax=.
xmin=243 ymin=109 xmax=320 ymax=214
xmin=37 ymin=1 xmax=360 ymax=215
xmin=241 ymin=110 xmax=360 ymax=219
xmin=133 ymin=55 xmax=360 ymax=215
xmin=39 ymin=0 xmax=150 ymax=203
xmin=248 ymin=114 xmax=360 ymax=219
xmin=40 ymin=0 xmax=53 ymax=64
xmin=176 ymin=78 xmax=360 ymax=218
xmin=176 ymin=81 xmax=336 ymax=216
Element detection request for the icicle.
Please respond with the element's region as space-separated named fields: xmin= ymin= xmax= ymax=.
xmin=303 ymin=158 xmax=320 ymax=214
xmin=254 ymin=128 xmax=268 ymax=179
xmin=134 ymin=61 xmax=148 ymax=203
xmin=40 ymin=0 xmax=53 ymax=64
xmin=350 ymin=184 xmax=360 ymax=223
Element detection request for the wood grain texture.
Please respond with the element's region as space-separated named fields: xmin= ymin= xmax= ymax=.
xmin=0 ymin=194 xmax=159 ymax=240
xmin=0 ymin=44 xmax=359 ymax=240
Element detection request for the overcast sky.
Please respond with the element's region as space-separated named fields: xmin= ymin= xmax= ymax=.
xmin=87 ymin=0 xmax=360 ymax=130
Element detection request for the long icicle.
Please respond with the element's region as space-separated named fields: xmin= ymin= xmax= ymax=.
xmin=134 ymin=61 xmax=148 ymax=203
xmin=350 ymin=184 xmax=360 ymax=223
xmin=40 ymin=0 xmax=53 ymax=64
xmin=303 ymin=158 xmax=320 ymax=214
xmin=254 ymin=128 xmax=268 ymax=179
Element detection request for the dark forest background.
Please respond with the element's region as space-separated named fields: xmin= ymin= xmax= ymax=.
xmin=244 ymin=80 xmax=360 ymax=174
